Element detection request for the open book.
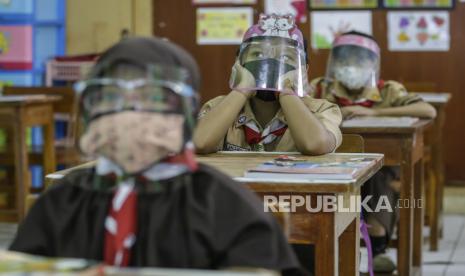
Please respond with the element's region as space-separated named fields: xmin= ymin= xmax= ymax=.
xmin=243 ymin=156 xmax=376 ymax=180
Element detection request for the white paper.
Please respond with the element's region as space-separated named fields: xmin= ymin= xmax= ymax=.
xmin=387 ymin=11 xmax=450 ymax=52
xmin=196 ymin=7 xmax=253 ymax=45
xmin=311 ymin=11 xmax=372 ymax=50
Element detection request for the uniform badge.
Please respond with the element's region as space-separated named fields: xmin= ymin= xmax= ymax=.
xmin=238 ymin=115 xmax=247 ymax=125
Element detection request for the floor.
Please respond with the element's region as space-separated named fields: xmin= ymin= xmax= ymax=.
xmin=0 ymin=187 xmax=464 ymax=276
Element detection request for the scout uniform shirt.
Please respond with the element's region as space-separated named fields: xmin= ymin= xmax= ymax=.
xmin=309 ymin=78 xmax=422 ymax=108
xmin=198 ymin=95 xmax=343 ymax=152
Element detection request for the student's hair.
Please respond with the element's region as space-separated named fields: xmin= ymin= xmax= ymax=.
xmin=341 ymin=31 xmax=377 ymax=44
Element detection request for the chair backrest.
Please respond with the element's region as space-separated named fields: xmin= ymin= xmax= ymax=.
xmin=336 ymin=134 xmax=365 ymax=153
xmin=3 ymin=86 xmax=78 ymax=143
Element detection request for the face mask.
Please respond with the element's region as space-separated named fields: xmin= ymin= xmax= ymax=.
xmin=243 ymin=58 xmax=295 ymax=89
xmin=80 ymin=111 xmax=185 ymax=174
xmin=334 ymin=66 xmax=371 ymax=90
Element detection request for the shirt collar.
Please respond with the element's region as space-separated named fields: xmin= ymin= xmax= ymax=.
xmin=96 ymin=157 xmax=189 ymax=182
xmin=234 ymin=99 xmax=287 ymax=129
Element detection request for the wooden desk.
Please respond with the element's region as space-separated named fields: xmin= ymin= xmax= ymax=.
xmin=416 ymin=92 xmax=451 ymax=251
xmin=342 ymin=120 xmax=432 ymax=276
xmin=45 ymin=152 xmax=384 ymax=276
xmin=198 ymin=152 xmax=384 ymax=276
xmin=0 ymin=95 xmax=60 ymax=222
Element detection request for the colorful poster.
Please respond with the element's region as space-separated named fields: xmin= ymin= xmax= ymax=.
xmin=387 ymin=12 xmax=450 ymax=51
xmin=265 ymin=0 xmax=308 ymax=23
xmin=384 ymin=0 xmax=453 ymax=8
xmin=197 ymin=8 xmax=253 ymax=45
xmin=309 ymin=0 xmax=378 ymax=9
xmin=311 ymin=11 xmax=372 ymax=49
xmin=0 ymin=25 xmax=33 ymax=70
xmin=193 ymin=0 xmax=256 ymax=4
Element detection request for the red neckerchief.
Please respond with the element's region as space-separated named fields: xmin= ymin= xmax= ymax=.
xmin=103 ymin=147 xmax=198 ymax=266
xmin=243 ymin=122 xmax=288 ymax=145
xmin=314 ymin=79 xmax=386 ymax=108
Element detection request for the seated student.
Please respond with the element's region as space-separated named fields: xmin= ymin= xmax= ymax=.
xmin=9 ymin=37 xmax=305 ymax=275
xmin=194 ymin=14 xmax=342 ymax=155
xmin=310 ymin=31 xmax=436 ymax=273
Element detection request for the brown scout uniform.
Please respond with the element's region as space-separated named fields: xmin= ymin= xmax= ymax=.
xmin=198 ymin=95 xmax=343 ymax=152
xmin=309 ymin=77 xmax=423 ymax=239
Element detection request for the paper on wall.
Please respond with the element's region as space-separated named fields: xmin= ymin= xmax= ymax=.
xmin=311 ymin=11 xmax=372 ymax=49
xmin=387 ymin=11 xmax=450 ymax=51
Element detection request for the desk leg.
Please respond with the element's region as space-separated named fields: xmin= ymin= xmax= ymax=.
xmin=13 ymin=110 xmax=30 ymax=221
xmin=315 ymin=218 xmax=337 ymax=276
xmin=42 ymin=114 xmax=56 ymax=177
xmin=414 ymin=159 xmax=424 ymax=266
xmin=339 ymin=215 xmax=360 ymax=276
xmin=398 ymin=151 xmax=414 ymax=276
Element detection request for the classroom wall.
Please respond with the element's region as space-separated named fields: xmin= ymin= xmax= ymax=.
xmin=153 ymin=1 xmax=465 ymax=185
xmin=66 ymin=0 xmax=153 ymax=55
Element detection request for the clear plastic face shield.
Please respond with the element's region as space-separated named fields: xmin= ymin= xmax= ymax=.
xmin=74 ymin=64 xmax=198 ymax=125
xmin=230 ymin=36 xmax=309 ymax=97
xmin=326 ymin=35 xmax=380 ymax=91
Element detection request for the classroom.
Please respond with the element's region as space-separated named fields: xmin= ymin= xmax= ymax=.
xmin=0 ymin=0 xmax=464 ymax=275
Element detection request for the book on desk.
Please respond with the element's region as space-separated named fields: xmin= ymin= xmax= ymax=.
xmin=243 ymin=156 xmax=377 ymax=180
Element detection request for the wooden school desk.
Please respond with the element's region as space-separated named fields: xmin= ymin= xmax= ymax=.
xmin=416 ymin=92 xmax=451 ymax=251
xmin=0 ymin=95 xmax=60 ymax=222
xmin=198 ymin=152 xmax=384 ymax=276
xmin=342 ymin=119 xmax=432 ymax=276
xmin=45 ymin=152 xmax=384 ymax=276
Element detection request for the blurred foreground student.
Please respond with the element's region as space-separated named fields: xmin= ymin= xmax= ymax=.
xmin=310 ymin=31 xmax=436 ymax=273
xmin=194 ymin=14 xmax=342 ymax=155
xmin=9 ymin=37 xmax=305 ymax=275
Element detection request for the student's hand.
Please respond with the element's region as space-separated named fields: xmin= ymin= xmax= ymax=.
xmin=341 ymin=106 xmax=379 ymax=119
xmin=278 ymin=70 xmax=299 ymax=95
xmin=231 ymin=61 xmax=256 ymax=99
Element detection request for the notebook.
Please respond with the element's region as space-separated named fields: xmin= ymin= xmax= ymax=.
xmin=243 ymin=156 xmax=376 ymax=180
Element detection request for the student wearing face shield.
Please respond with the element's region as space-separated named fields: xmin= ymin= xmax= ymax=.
xmin=9 ymin=37 xmax=305 ymax=275
xmin=194 ymin=14 xmax=342 ymax=155
xmin=310 ymin=31 xmax=436 ymax=273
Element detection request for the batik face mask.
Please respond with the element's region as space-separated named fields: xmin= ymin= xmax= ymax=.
xmin=334 ymin=66 xmax=372 ymax=91
xmin=80 ymin=111 xmax=185 ymax=174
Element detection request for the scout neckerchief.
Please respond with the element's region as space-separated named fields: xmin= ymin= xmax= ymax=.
xmin=244 ymin=117 xmax=288 ymax=145
xmin=314 ymin=79 xmax=386 ymax=108
xmin=102 ymin=147 xmax=197 ymax=266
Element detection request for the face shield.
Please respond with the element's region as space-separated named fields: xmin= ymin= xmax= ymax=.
xmin=326 ymin=35 xmax=380 ymax=91
xmin=74 ymin=64 xmax=198 ymax=125
xmin=230 ymin=36 xmax=309 ymax=97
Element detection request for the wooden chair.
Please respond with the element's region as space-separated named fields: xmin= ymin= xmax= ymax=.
xmin=2 ymin=86 xmax=82 ymax=167
xmin=337 ymin=134 xmax=365 ymax=153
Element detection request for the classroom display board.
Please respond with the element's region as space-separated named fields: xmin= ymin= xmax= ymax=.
xmin=311 ymin=11 xmax=373 ymax=49
xmin=192 ymin=0 xmax=256 ymax=4
xmin=196 ymin=7 xmax=253 ymax=45
xmin=265 ymin=0 xmax=308 ymax=23
xmin=384 ymin=0 xmax=454 ymax=9
xmin=309 ymin=0 xmax=378 ymax=9
xmin=387 ymin=11 xmax=450 ymax=51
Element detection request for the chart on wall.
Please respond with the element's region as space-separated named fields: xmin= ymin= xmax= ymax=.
xmin=311 ymin=11 xmax=372 ymax=49
xmin=265 ymin=0 xmax=308 ymax=23
xmin=192 ymin=0 xmax=256 ymax=4
xmin=196 ymin=7 xmax=253 ymax=45
xmin=384 ymin=0 xmax=453 ymax=8
xmin=387 ymin=11 xmax=450 ymax=51
xmin=309 ymin=0 xmax=378 ymax=9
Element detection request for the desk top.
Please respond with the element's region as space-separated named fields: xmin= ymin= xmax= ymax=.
xmin=415 ymin=92 xmax=452 ymax=104
xmin=46 ymin=152 xmax=383 ymax=193
xmin=341 ymin=119 xmax=432 ymax=134
xmin=0 ymin=250 xmax=277 ymax=276
xmin=198 ymin=152 xmax=384 ymax=193
xmin=0 ymin=95 xmax=61 ymax=106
